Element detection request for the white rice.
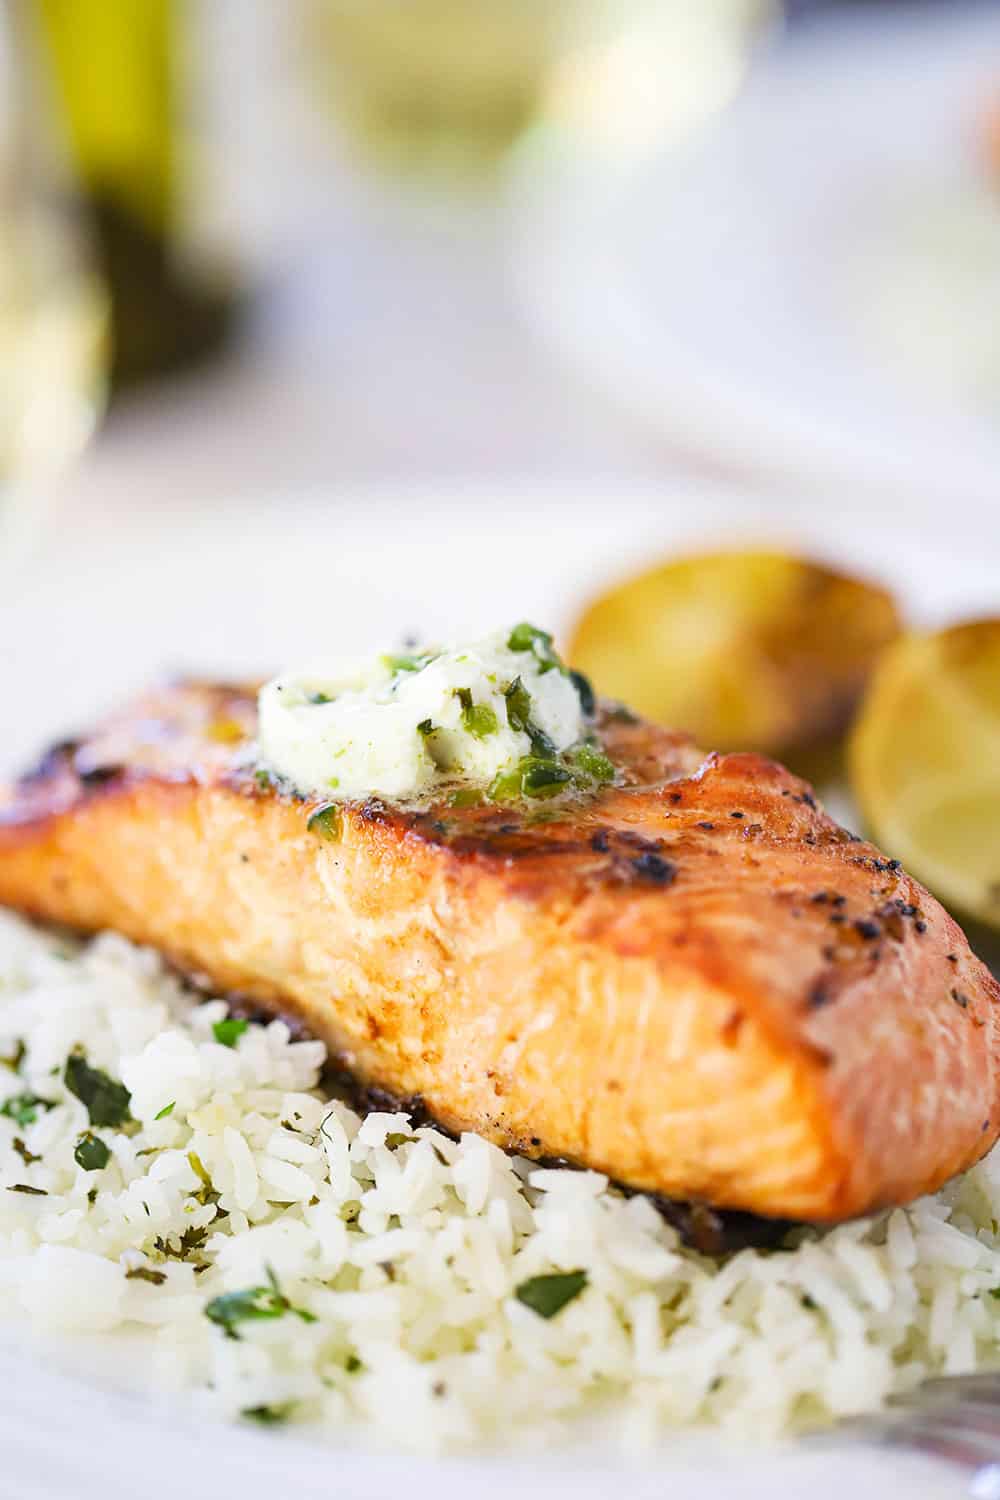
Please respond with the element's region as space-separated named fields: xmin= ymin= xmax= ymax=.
xmin=0 ymin=907 xmax=999 ymax=1453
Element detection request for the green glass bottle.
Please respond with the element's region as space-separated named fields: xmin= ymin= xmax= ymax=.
xmin=34 ymin=0 xmax=241 ymax=391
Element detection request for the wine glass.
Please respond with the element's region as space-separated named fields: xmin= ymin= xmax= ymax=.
xmin=0 ymin=3 xmax=108 ymax=570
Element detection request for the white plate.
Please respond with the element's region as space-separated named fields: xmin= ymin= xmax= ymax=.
xmin=1 ymin=481 xmax=997 ymax=1500
xmin=511 ymin=2 xmax=1000 ymax=509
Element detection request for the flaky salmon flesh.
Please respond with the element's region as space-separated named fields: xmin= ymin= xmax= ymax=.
xmin=0 ymin=680 xmax=997 ymax=1226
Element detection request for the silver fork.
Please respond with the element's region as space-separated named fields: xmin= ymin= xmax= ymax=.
xmin=812 ymin=1375 xmax=1000 ymax=1497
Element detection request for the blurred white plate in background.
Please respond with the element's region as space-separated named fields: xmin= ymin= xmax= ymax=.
xmin=0 ymin=479 xmax=996 ymax=1500
xmin=511 ymin=1 xmax=1000 ymax=509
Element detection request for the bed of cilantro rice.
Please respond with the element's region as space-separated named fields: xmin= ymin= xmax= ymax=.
xmin=0 ymin=909 xmax=999 ymax=1453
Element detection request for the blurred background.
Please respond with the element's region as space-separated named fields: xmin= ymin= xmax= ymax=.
xmin=0 ymin=0 xmax=996 ymax=530
xmin=0 ymin=0 xmax=998 ymax=944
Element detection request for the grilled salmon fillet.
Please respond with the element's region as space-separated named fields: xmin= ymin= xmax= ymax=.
xmin=0 ymin=680 xmax=998 ymax=1224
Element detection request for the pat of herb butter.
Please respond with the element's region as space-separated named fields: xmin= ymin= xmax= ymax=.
xmin=257 ymin=626 xmax=595 ymax=803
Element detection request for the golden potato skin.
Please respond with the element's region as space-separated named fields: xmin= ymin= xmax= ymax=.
xmin=0 ymin=680 xmax=997 ymax=1222
xmin=568 ymin=550 xmax=902 ymax=757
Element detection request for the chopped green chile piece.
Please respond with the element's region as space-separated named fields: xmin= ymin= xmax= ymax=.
xmin=514 ymin=1269 xmax=588 ymax=1319
xmin=416 ymin=718 xmax=435 ymax=736
xmin=449 ymin=787 xmax=484 ymax=808
xmin=507 ymin=622 xmax=547 ymax=652
xmin=488 ymin=764 xmax=525 ymax=804
xmin=503 ymin=677 xmax=532 ymax=734
xmin=307 ymin=803 xmax=342 ymax=842
xmin=468 ymin=705 xmax=499 ymax=738
xmin=503 ymin=678 xmax=556 ymax=758
xmin=506 ymin=622 xmax=562 ymax=673
xmin=383 ymin=652 xmax=433 ymax=675
xmin=572 ymin=744 xmax=615 ymax=784
xmin=569 ymin=669 xmax=596 ymax=718
xmin=528 ymin=728 xmax=556 ymax=759
xmin=522 ymin=762 xmax=573 ymax=798
xmin=154 ymin=1101 xmax=175 ymax=1121
xmin=488 ymin=755 xmax=573 ymax=803
xmin=455 ymin=687 xmax=499 ymax=740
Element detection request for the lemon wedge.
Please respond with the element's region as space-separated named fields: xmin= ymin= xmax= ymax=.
xmin=849 ymin=619 xmax=1000 ymax=930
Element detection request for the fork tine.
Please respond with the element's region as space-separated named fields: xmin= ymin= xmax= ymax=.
xmin=891 ymin=1391 xmax=1000 ymax=1419
xmin=811 ymin=1408 xmax=1000 ymax=1471
xmin=814 ymin=1368 xmax=1000 ymax=1483
xmin=806 ymin=1411 xmax=907 ymax=1444
xmin=897 ymin=1406 xmax=1000 ymax=1440
xmin=910 ymin=1373 xmax=1000 ymax=1401
xmin=866 ymin=1415 xmax=1000 ymax=1471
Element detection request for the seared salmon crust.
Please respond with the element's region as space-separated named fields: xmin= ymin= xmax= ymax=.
xmin=1 ymin=681 xmax=998 ymax=1223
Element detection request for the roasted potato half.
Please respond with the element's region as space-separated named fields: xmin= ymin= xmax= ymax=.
xmin=567 ymin=550 xmax=901 ymax=757
xmin=850 ymin=618 xmax=1000 ymax=933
